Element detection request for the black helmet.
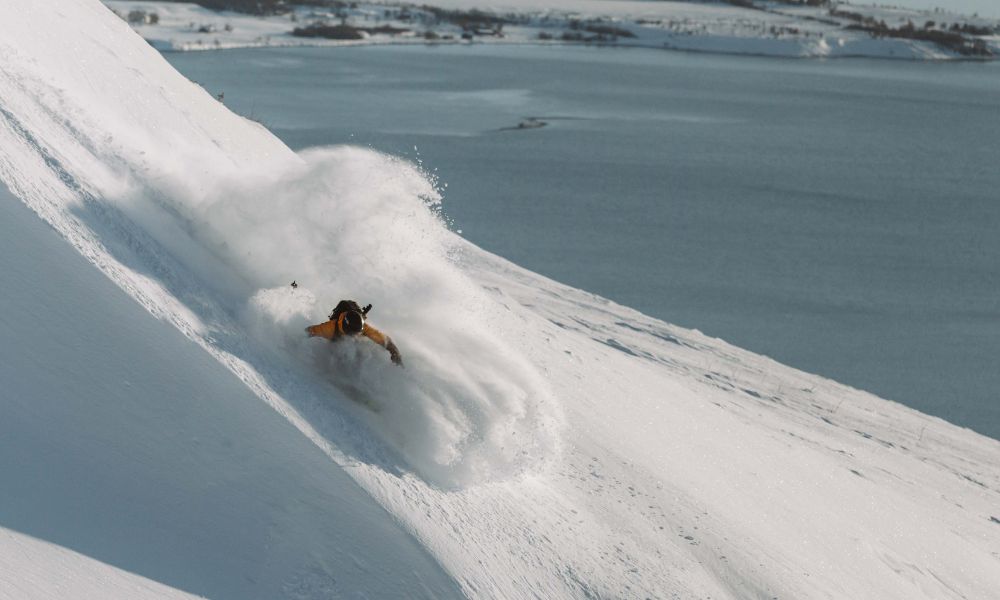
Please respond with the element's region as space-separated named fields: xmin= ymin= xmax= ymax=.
xmin=330 ymin=300 xmax=371 ymax=321
xmin=341 ymin=310 xmax=364 ymax=335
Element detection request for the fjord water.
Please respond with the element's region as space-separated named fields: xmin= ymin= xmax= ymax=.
xmin=166 ymin=45 xmax=1000 ymax=441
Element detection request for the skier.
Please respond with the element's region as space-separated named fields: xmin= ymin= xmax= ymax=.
xmin=306 ymin=300 xmax=403 ymax=366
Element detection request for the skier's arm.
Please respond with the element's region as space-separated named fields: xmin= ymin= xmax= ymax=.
xmin=363 ymin=323 xmax=403 ymax=366
xmin=305 ymin=320 xmax=338 ymax=340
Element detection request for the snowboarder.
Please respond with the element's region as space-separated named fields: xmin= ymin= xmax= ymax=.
xmin=306 ymin=300 xmax=403 ymax=366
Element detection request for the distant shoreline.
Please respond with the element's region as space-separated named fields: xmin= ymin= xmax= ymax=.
xmin=154 ymin=38 xmax=1000 ymax=65
xmin=106 ymin=1 xmax=1000 ymax=61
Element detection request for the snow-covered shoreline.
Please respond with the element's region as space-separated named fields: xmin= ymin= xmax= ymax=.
xmin=105 ymin=0 xmax=1000 ymax=60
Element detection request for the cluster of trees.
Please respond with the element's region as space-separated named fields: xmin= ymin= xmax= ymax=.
xmin=568 ymin=20 xmax=637 ymax=39
xmin=831 ymin=8 xmax=995 ymax=36
xmin=558 ymin=31 xmax=604 ymax=42
xmin=829 ymin=9 xmax=995 ymax=56
xmin=128 ymin=10 xmax=159 ymax=24
xmin=158 ymin=0 xmax=358 ymax=15
xmin=162 ymin=0 xmax=293 ymax=15
xmin=291 ymin=23 xmax=363 ymax=38
xmin=944 ymin=22 xmax=994 ymax=36
xmin=537 ymin=19 xmax=637 ymax=42
xmin=725 ymin=0 xmax=829 ymax=9
xmin=291 ymin=22 xmax=410 ymax=39
xmin=109 ymin=8 xmax=160 ymax=24
xmin=289 ymin=5 xmax=528 ymax=40
xmin=549 ymin=30 xmax=634 ymax=43
xmin=770 ymin=25 xmax=801 ymax=36
xmin=419 ymin=7 xmax=517 ymax=31
xmin=911 ymin=20 xmax=995 ymax=36
xmin=829 ymin=8 xmax=882 ymax=26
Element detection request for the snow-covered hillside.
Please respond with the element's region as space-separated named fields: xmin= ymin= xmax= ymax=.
xmin=104 ymin=0 xmax=1000 ymax=60
xmin=2 ymin=1 xmax=999 ymax=599
xmin=0 ymin=183 xmax=463 ymax=599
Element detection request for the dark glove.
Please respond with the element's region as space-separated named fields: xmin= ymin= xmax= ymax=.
xmin=386 ymin=339 xmax=403 ymax=367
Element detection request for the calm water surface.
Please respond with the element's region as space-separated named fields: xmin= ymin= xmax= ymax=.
xmin=166 ymin=45 xmax=1000 ymax=441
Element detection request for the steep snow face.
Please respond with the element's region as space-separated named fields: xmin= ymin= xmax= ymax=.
xmin=0 ymin=184 xmax=463 ymax=600
xmin=0 ymin=0 xmax=559 ymax=488
xmin=2 ymin=1 xmax=1000 ymax=600
xmin=0 ymin=528 xmax=201 ymax=600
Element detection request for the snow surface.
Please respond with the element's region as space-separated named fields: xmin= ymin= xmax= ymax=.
xmin=1 ymin=527 xmax=200 ymax=600
xmin=103 ymin=0 xmax=1000 ymax=60
xmin=0 ymin=180 xmax=464 ymax=600
xmin=2 ymin=1 xmax=1000 ymax=599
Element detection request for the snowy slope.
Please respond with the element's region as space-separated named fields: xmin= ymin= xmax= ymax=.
xmin=2 ymin=1 xmax=1000 ymax=599
xmin=1 ymin=527 xmax=201 ymax=600
xmin=0 ymin=181 xmax=463 ymax=598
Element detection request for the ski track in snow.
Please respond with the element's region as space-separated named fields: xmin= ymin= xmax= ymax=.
xmin=2 ymin=1 xmax=1000 ymax=599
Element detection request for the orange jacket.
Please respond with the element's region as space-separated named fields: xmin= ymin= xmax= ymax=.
xmin=306 ymin=313 xmax=403 ymax=365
